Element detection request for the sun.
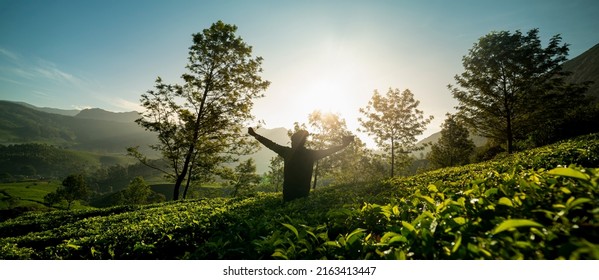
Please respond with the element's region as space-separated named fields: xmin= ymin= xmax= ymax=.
xmin=294 ymin=48 xmax=361 ymax=117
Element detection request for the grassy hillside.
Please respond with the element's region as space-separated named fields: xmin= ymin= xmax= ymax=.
xmin=0 ymin=143 xmax=134 ymax=179
xmin=0 ymin=133 xmax=598 ymax=259
xmin=0 ymin=180 xmax=93 ymax=219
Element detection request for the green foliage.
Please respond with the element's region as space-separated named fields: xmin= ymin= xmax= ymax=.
xmin=123 ymin=177 xmax=152 ymax=205
xmin=450 ymin=28 xmax=590 ymax=153
xmin=359 ymin=88 xmax=433 ymax=177
xmin=226 ymin=159 xmax=261 ymax=197
xmin=129 ymin=20 xmax=270 ymax=200
xmin=428 ymin=114 xmax=475 ymax=168
xmin=262 ymin=156 xmax=283 ymax=192
xmin=0 ymin=143 xmax=130 ymax=180
xmin=44 ymin=174 xmax=89 ymax=210
xmin=1 ymin=134 xmax=598 ymax=259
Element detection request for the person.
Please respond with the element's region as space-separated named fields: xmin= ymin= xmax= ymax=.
xmin=248 ymin=127 xmax=353 ymax=202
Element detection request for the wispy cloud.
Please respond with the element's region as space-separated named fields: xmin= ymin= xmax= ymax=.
xmin=0 ymin=47 xmax=86 ymax=87
xmin=0 ymin=48 xmax=19 ymax=61
xmin=105 ymin=97 xmax=143 ymax=112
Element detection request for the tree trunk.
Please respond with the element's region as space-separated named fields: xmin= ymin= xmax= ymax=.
xmin=312 ymin=161 xmax=319 ymax=190
xmin=173 ymin=113 xmax=201 ymax=200
xmin=173 ymin=79 xmax=211 ymax=200
xmin=390 ymin=138 xmax=395 ymax=178
xmin=182 ymin=163 xmax=193 ymax=199
xmin=506 ymin=115 xmax=513 ymax=154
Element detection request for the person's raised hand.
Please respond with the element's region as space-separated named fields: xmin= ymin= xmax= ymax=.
xmin=248 ymin=127 xmax=257 ymax=137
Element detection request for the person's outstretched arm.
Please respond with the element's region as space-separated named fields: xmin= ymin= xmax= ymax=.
xmin=313 ymin=136 xmax=354 ymax=160
xmin=248 ymin=127 xmax=287 ymax=156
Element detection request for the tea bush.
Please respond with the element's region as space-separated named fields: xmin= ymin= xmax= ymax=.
xmin=1 ymin=134 xmax=598 ymax=259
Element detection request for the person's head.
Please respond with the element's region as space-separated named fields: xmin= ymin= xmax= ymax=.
xmin=291 ymin=130 xmax=309 ymax=148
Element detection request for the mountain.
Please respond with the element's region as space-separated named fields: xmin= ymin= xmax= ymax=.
xmin=563 ymin=43 xmax=599 ymax=99
xmin=0 ymin=101 xmax=156 ymax=155
xmin=412 ymin=130 xmax=488 ymax=158
xmin=75 ymin=108 xmax=140 ymax=123
xmin=13 ymin=101 xmax=80 ymax=116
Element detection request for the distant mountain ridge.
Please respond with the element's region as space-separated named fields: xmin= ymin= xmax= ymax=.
xmin=75 ymin=108 xmax=140 ymax=123
xmin=13 ymin=101 xmax=81 ymax=116
xmin=0 ymin=100 xmax=156 ymax=155
xmin=563 ymin=43 xmax=599 ymax=99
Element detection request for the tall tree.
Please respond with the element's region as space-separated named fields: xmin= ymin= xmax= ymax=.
xmin=359 ymin=88 xmax=433 ymax=178
xmin=228 ymin=158 xmax=261 ymax=197
xmin=44 ymin=174 xmax=89 ymax=209
xmin=265 ymin=155 xmax=284 ymax=192
xmin=128 ymin=21 xmax=270 ymax=200
xmin=307 ymin=111 xmax=349 ymax=189
xmin=449 ymin=28 xmax=584 ymax=153
xmin=427 ymin=114 xmax=475 ymax=168
xmin=123 ymin=177 xmax=151 ymax=205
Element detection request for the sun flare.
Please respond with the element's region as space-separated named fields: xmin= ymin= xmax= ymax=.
xmin=293 ymin=43 xmax=362 ymax=117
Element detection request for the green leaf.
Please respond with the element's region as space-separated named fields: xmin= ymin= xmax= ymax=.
xmin=346 ymin=228 xmax=366 ymax=245
xmin=484 ymin=188 xmax=498 ymax=197
xmin=418 ymin=195 xmax=435 ymax=206
xmin=401 ymin=221 xmax=416 ymax=232
xmin=380 ymin=232 xmax=408 ymax=245
xmin=324 ymin=241 xmax=341 ymax=248
xmin=498 ymin=197 xmax=513 ymax=207
xmin=271 ymin=250 xmax=288 ymax=260
xmin=453 ymin=217 xmax=467 ymax=225
xmin=427 ymin=184 xmax=438 ymax=193
xmin=380 ymin=232 xmax=400 ymax=243
xmin=392 ymin=205 xmax=400 ymax=216
xmin=451 ymin=234 xmax=462 ymax=253
xmin=560 ymin=187 xmax=571 ymax=194
xmin=548 ymin=167 xmax=590 ymax=181
xmin=281 ymin=223 xmax=299 ymax=239
xmin=66 ymin=243 xmax=81 ymax=250
xmin=492 ymin=219 xmax=543 ymax=234
xmin=567 ymin=197 xmax=592 ymax=210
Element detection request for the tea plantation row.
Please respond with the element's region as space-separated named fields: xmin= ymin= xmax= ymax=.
xmin=1 ymin=134 xmax=598 ymax=259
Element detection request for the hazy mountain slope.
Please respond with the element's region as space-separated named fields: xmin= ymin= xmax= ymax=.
xmin=563 ymin=43 xmax=599 ymax=100
xmin=0 ymin=101 xmax=156 ymax=154
xmin=75 ymin=108 xmax=140 ymax=123
xmin=12 ymin=101 xmax=81 ymax=116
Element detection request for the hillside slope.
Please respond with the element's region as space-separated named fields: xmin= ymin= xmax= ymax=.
xmin=1 ymin=133 xmax=597 ymax=260
xmin=0 ymin=101 xmax=156 ymax=154
xmin=563 ymin=43 xmax=599 ymax=100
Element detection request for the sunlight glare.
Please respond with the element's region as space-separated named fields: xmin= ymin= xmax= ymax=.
xmin=295 ymin=42 xmax=361 ymax=118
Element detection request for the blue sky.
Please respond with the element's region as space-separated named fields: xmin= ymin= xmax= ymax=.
xmin=1 ymin=0 xmax=598 ymax=139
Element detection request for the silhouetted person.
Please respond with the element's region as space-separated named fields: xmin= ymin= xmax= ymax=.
xmin=248 ymin=127 xmax=353 ymax=202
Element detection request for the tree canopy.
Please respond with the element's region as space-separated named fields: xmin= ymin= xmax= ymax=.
xmin=449 ymin=28 xmax=589 ymax=153
xmin=428 ymin=114 xmax=475 ymax=168
xmin=359 ymin=88 xmax=433 ymax=177
xmin=129 ymin=21 xmax=270 ymax=200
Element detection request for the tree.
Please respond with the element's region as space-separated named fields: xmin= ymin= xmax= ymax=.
xmin=128 ymin=21 xmax=270 ymax=200
xmin=228 ymin=158 xmax=261 ymax=197
xmin=123 ymin=177 xmax=151 ymax=205
xmin=265 ymin=155 xmax=284 ymax=192
xmin=44 ymin=174 xmax=89 ymax=209
xmin=427 ymin=114 xmax=475 ymax=168
xmin=449 ymin=28 xmax=586 ymax=153
xmin=307 ymin=111 xmax=350 ymax=189
xmin=359 ymin=88 xmax=433 ymax=177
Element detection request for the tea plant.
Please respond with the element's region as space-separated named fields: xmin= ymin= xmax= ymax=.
xmin=0 ymin=134 xmax=598 ymax=259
